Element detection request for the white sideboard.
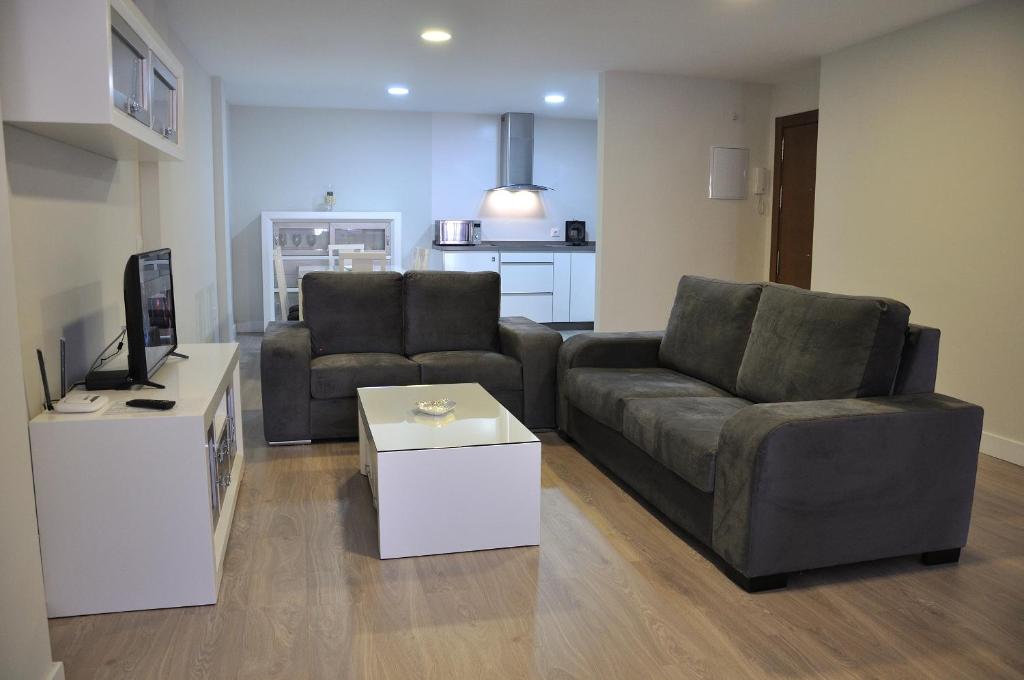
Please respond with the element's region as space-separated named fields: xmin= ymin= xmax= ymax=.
xmin=28 ymin=343 xmax=244 ymax=617
xmin=439 ymin=249 xmax=595 ymax=323
xmin=260 ymin=211 xmax=402 ymax=329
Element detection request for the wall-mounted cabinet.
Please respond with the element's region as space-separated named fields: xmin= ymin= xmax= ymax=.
xmin=0 ymin=0 xmax=184 ymax=161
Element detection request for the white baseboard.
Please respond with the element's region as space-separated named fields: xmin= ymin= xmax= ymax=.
xmin=46 ymin=661 xmax=65 ymax=680
xmin=235 ymin=321 xmax=265 ymax=334
xmin=981 ymin=431 xmax=1024 ymax=467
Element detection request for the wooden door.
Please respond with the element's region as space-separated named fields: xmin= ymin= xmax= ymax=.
xmin=770 ymin=110 xmax=818 ymax=288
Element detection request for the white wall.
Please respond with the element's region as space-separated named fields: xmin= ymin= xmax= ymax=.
xmin=596 ymin=71 xmax=770 ymax=331
xmin=5 ymin=127 xmax=143 ymax=414
xmin=228 ymin=107 xmax=597 ymax=330
xmin=431 ymin=114 xmax=597 ymax=241
xmin=136 ymin=0 xmax=220 ymax=344
xmin=0 ymin=98 xmax=63 ymax=680
xmin=227 ymin=106 xmax=433 ymax=331
xmin=813 ymin=0 xmax=1024 ymax=463
xmin=4 ymin=1 xmax=223 ymax=411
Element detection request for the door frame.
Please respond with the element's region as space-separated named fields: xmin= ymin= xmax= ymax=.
xmin=769 ymin=109 xmax=818 ymax=283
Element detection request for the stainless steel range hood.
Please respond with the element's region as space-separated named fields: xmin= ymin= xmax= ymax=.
xmin=490 ymin=112 xmax=551 ymax=191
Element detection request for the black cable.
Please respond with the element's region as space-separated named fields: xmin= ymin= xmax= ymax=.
xmin=88 ymin=328 xmax=127 ymax=373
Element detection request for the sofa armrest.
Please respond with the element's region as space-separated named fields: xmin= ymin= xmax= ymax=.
xmin=556 ymin=331 xmax=664 ymax=430
xmin=261 ymin=321 xmax=312 ymax=443
xmin=712 ymin=393 xmax=984 ymax=578
xmin=499 ymin=316 xmax=563 ymax=429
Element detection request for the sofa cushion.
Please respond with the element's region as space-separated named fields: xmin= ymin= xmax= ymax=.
xmin=412 ymin=351 xmax=522 ymax=393
xmin=736 ymin=283 xmax=911 ymax=403
xmin=563 ymin=367 xmax=731 ymax=430
xmin=622 ymin=397 xmax=751 ymax=493
xmin=310 ymin=353 xmax=420 ymax=399
xmin=659 ymin=276 xmax=763 ymax=393
xmin=404 ymin=271 xmax=500 ymax=356
xmin=303 ymin=272 xmax=404 ymax=357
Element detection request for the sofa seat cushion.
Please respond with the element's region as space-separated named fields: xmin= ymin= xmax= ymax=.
xmin=622 ymin=397 xmax=751 ymax=493
xmin=310 ymin=353 xmax=420 ymax=399
xmin=736 ymin=283 xmax=911 ymax=403
xmin=412 ymin=351 xmax=522 ymax=393
xmin=563 ymin=367 xmax=731 ymax=430
xmin=659 ymin=276 xmax=763 ymax=393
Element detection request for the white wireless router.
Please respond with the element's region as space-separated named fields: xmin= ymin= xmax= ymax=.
xmin=54 ymin=392 xmax=109 ymax=413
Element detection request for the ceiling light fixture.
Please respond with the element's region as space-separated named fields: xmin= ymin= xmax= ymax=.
xmin=421 ymin=29 xmax=451 ymax=43
xmin=544 ymin=93 xmax=566 ymax=105
xmin=387 ymin=86 xmax=410 ymax=96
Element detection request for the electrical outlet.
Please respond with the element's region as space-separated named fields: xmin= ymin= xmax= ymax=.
xmin=550 ymin=227 xmax=560 ymax=237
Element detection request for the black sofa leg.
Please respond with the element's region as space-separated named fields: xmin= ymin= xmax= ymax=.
xmin=724 ymin=566 xmax=789 ymax=593
xmin=921 ymin=548 xmax=961 ymax=566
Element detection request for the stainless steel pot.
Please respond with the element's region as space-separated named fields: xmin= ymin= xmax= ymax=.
xmin=434 ymin=220 xmax=480 ymax=245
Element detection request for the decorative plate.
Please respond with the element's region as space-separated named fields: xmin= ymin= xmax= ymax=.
xmin=416 ymin=398 xmax=456 ymax=416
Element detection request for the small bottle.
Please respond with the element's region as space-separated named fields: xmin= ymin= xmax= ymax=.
xmin=324 ymin=188 xmax=336 ymax=212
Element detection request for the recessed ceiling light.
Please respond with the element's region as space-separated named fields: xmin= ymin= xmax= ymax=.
xmin=544 ymin=93 xmax=566 ymax=105
xmin=421 ymin=29 xmax=451 ymax=42
xmin=388 ymin=86 xmax=409 ymax=96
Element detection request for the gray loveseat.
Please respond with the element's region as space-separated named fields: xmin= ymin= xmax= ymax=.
xmin=262 ymin=270 xmax=562 ymax=442
xmin=558 ymin=275 xmax=984 ymax=591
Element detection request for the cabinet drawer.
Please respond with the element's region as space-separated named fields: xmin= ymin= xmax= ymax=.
xmin=500 ymin=251 xmax=554 ymax=263
xmin=501 ymin=294 xmax=553 ymax=323
xmin=443 ymin=251 xmax=500 ymax=272
xmin=500 ymin=263 xmax=554 ymax=293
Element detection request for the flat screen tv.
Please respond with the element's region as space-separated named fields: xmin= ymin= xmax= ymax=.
xmin=124 ymin=248 xmax=180 ymax=388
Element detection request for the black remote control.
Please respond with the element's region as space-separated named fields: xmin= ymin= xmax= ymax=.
xmin=126 ymin=399 xmax=176 ymax=411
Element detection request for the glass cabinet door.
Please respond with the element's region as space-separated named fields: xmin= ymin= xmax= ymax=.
xmin=274 ymin=223 xmax=330 ymax=255
xmin=110 ymin=9 xmax=150 ymax=125
xmin=151 ymin=56 xmax=178 ymax=142
xmin=330 ymin=222 xmax=389 ymax=252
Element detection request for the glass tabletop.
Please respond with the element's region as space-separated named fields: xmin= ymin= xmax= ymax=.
xmin=357 ymin=383 xmax=538 ymax=452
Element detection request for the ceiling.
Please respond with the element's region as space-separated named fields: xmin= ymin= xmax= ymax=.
xmin=160 ymin=0 xmax=979 ymax=119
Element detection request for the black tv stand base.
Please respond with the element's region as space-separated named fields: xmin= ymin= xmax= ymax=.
xmin=169 ymin=351 xmax=189 ymax=360
xmin=137 ymin=379 xmax=166 ymax=389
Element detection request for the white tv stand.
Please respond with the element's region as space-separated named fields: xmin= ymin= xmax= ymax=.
xmin=28 ymin=343 xmax=245 ymax=617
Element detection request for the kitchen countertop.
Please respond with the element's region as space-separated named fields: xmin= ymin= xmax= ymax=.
xmin=432 ymin=241 xmax=596 ymax=253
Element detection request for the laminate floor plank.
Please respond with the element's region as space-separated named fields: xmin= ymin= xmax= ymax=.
xmin=48 ymin=334 xmax=1024 ymax=679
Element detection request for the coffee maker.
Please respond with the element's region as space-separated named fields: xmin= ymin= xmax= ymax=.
xmin=565 ymin=220 xmax=587 ymax=245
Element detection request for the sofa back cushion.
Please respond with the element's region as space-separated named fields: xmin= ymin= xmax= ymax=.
xmin=658 ymin=276 xmax=763 ymax=393
xmin=736 ymin=283 xmax=911 ymax=403
xmin=404 ymin=271 xmax=500 ymax=355
xmin=303 ymin=271 xmax=404 ymax=356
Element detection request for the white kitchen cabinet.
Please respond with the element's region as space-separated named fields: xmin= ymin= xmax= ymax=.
xmin=442 ymin=251 xmax=500 ymax=272
xmin=501 ymin=294 xmax=554 ymax=323
xmin=570 ymin=252 xmax=596 ymax=322
xmin=552 ymin=253 xmax=571 ymax=321
xmin=501 ymin=252 xmax=555 ymax=264
xmin=432 ymin=246 xmax=595 ymax=324
xmin=0 ymin=0 xmax=184 ymax=161
xmin=500 ymin=263 xmax=554 ymax=293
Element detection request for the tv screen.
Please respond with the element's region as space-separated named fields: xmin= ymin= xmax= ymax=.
xmin=124 ymin=248 xmax=178 ymax=385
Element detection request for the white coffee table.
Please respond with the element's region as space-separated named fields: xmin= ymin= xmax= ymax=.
xmin=357 ymin=383 xmax=541 ymax=559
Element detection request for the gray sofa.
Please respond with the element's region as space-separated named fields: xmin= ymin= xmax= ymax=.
xmin=558 ymin=275 xmax=984 ymax=591
xmin=262 ymin=270 xmax=562 ymax=442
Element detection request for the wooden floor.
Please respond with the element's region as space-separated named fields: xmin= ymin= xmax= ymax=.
xmin=50 ymin=336 xmax=1024 ymax=679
